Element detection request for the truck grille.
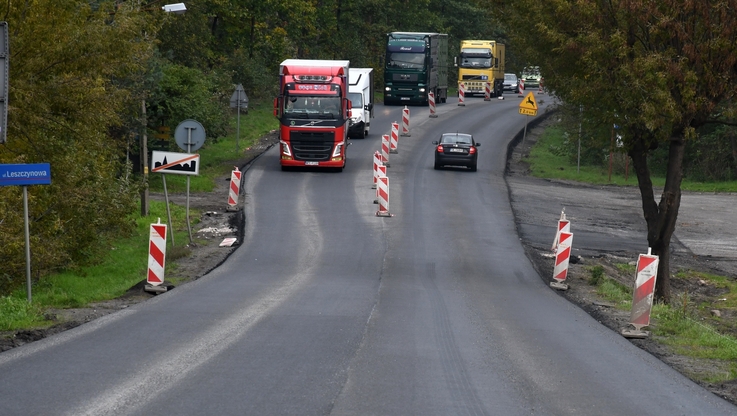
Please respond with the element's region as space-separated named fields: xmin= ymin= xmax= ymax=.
xmin=289 ymin=131 xmax=334 ymax=161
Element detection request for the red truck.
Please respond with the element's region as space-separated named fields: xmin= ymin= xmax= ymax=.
xmin=274 ymin=59 xmax=352 ymax=171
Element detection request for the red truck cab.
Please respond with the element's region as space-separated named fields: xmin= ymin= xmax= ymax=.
xmin=274 ymin=59 xmax=352 ymax=171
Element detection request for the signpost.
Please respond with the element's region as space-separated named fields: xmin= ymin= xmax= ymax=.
xmin=230 ymin=84 xmax=249 ymax=153
xmin=168 ymin=119 xmax=206 ymax=244
xmin=0 ymin=163 xmax=52 ymax=301
xmin=519 ymin=92 xmax=539 ymax=142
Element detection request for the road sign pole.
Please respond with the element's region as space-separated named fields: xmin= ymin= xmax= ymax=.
xmin=236 ymin=89 xmax=241 ymax=154
xmin=161 ymin=173 xmax=175 ymax=247
xmin=185 ymin=128 xmax=194 ymax=244
xmin=23 ymin=186 xmax=32 ymax=302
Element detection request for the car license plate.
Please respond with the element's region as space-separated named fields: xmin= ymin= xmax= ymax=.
xmin=401 ymin=97 xmax=410 ymax=100
xmin=305 ymin=161 xmax=319 ymax=166
xmin=449 ymin=148 xmax=465 ymax=153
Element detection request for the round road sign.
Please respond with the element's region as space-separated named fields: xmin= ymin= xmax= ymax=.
xmin=174 ymin=119 xmax=206 ymax=152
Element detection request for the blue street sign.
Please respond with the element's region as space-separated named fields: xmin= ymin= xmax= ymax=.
xmin=0 ymin=163 xmax=51 ymax=186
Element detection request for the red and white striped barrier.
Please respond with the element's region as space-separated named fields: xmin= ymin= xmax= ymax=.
xmin=401 ymin=107 xmax=410 ymax=136
xmin=458 ymin=82 xmax=466 ymax=106
xmin=518 ymin=79 xmax=525 ymax=97
xmin=381 ymin=134 xmax=391 ymax=167
xmin=551 ymin=210 xmax=570 ymax=251
xmin=622 ymin=249 xmax=659 ymax=338
xmin=539 ymin=78 xmax=545 ymax=95
xmin=146 ymin=220 xmax=167 ymax=287
xmin=390 ymin=122 xmax=399 ymax=153
xmin=550 ymin=231 xmax=572 ymax=290
xmin=484 ymin=82 xmax=491 ymax=101
xmin=429 ymin=92 xmax=438 ymax=118
xmin=376 ymin=175 xmax=392 ymax=217
xmin=227 ymin=166 xmax=241 ymax=211
xmin=373 ymin=164 xmax=387 ymax=204
xmin=372 ymin=151 xmax=382 ymax=189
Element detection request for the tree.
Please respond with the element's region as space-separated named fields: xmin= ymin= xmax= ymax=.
xmin=502 ymin=0 xmax=737 ymax=302
xmin=0 ymin=1 xmax=156 ymax=293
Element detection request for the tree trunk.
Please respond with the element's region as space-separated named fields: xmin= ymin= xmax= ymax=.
xmin=628 ymin=135 xmax=685 ymax=304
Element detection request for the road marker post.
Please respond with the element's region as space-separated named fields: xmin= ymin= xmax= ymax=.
xmin=376 ymin=174 xmax=392 ymax=217
xmin=381 ymin=134 xmax=391 ymax=167
xmin=622 ymin=249 xmax=660 ymax=339
xmin=145 ymin=219 xmax=169 ymax=294
xmin=484 ymin=82 xmax=491 ymax=101
xmin=518 ymin=79 xmax=525 ymax=98
xmin=458 ymin=82 xmax=466 ymax=106
xmin=373 ymin=164 xmax=387 ymax=204
xmin=550 ymin=231 xmax=573 ymax=291
xmin=372 ymin=151 xmax=382 ymax=189
xmin=401 ymin=107 xmax=411 ymax=136
xmin=390 ymin=123 xmax=400 ymax=153
xmin=226 ymin=166 xmax=241 ymax=211
xmin=429 ymin=92 xmax=438 ymax=118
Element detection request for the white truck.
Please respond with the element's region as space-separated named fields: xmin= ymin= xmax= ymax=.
xmin=348 ymin=68 xmax=374 ymax=138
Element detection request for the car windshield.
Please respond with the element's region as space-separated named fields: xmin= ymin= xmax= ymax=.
xmin=505 ymin=74 xmax=516 ymax=81
xmin=441 ymin=134 xmax=472 ymax=144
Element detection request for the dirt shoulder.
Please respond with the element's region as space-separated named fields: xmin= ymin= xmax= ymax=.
xmin=2 ymin=118 xmax=736 ymax=406
xmin=507 ymin=112 xmax=737 ymax=406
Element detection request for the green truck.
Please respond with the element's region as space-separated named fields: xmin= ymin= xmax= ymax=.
xmin=383 ymin=32 xmax=448 ymax=105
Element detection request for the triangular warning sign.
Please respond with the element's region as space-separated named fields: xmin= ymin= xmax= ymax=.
xmin=519 ymin=92 xmax=538 ymax=110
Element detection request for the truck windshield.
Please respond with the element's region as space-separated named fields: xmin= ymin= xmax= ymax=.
xmin=459 ymin=56 xmax=491 ymax=68
xmin=348 ymin=92 xmax=363 ymax=109
xmin=387 ymin=52 xmax=425 ymax=69
xmin=283 ymin=95 xmax=341 ymax=119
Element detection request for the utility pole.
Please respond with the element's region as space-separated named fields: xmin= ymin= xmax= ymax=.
xmin=141 ymin=98 xmax=149 ymax=216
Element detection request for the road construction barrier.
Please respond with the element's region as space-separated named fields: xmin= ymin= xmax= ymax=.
xmin=518 ymin=79 xmax=525 ymax=98
xmin=550 ymin=231 xmax=572 ymax=290
xmin=551 ymin=209 xmax=570 ymax=251
xmin=376 ymin=174 xmax=391 ymax=217
xmin=227 ymin=166 xmax=241 ymax=211
xmin=429 ymin=92 xmax=438 ymax=118
xmin=372 ymin=151 xmax=382 ymax=189
xmin=390 ymin=123 xmax=399 ymax=153
xmin=539 ymin=79 xmax=545 ymax=95
xmin=401 ymin=107 xmax=410 ymax=136
xmin=373 ymin=164 xmax=387 ymax=203
xmin=622 ymin=249 xmax=659 ymax=338
xmin=381 ymin=134 xmax=391 ymax=167
xmin=147 ymin=220 xmax=167 ymax=287
xmin=458 ymin=82 xmax=466 ymax=106
xmin=484 ymin=82 xmax=491 ymax=101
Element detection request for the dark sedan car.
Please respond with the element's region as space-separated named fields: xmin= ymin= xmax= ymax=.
xmin=433 ymin=133 xmax=480 ymax=171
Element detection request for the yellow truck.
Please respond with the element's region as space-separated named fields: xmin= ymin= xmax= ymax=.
xmin=456 ymin=40 xmax=505 ymax=97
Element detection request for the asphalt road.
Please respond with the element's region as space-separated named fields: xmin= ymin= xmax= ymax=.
xmin=0 ymin=94 xmax=735 ymax=415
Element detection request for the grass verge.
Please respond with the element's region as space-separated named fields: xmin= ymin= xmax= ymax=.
xmin=0 ymin=105 xmax=277 ymax=332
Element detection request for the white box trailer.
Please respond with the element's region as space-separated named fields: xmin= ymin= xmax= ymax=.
xmin=348 ymin=68 xmax=374 ymax=138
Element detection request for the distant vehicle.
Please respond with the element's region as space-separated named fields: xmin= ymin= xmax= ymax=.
xmin=503 ymin=73 xmax=519 ymax=93
xmin=384 ymin=32 xmax=449 ymax=105
xmin=455 ymin=40 xmax=505 ymax=97
xmin=348 ymin=68 xmax=374 ymax=138
xmin=432 ymin=133 xmax=480 ymax=171
xmin=520 ymin=66 xmax=542 ymax=88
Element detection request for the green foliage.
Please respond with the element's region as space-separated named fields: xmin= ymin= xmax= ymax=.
xmin=147 ymin=59 xmax=232 ymax=139
xmin=0 ymin=0 xmax=148 ymax=295
xmin=148 ymin=101 xmax=278 ymax=193
xmin=588 ymin=265 xmax=604 ymax=285
xmin=0 ymin=200 xmax=196 ymax=330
